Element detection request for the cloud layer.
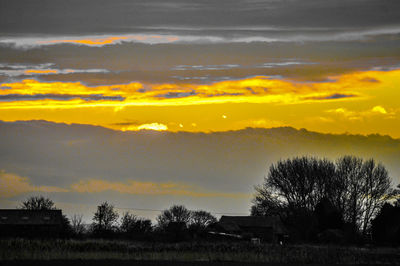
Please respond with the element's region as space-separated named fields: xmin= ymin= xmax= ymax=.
xmin=1 ymin=68 xmax=387 ymax=108
xmin=0 ymin=121 xmax=399 ymax=219
xmin=0 ymin=170 xmax=246 ymax=199
xmin=0 ymin=170 xmax=68 ymax=198
xmin=2 ymin=27 xmax=400 ymax=48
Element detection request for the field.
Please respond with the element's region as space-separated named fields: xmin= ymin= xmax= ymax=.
xmin=0 ymin=260 xmax=357 ymax=266
xmin=0 ymin=239 xmax=399 ymax=265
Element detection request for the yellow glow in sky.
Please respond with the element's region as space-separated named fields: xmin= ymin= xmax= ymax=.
xmin=1 ymin=68 xmax=400 ymax=137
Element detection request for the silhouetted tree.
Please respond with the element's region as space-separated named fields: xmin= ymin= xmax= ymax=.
xmin=71 ymin=214 xmax=86 ymax=237
xmin=252 ymin=156 xmax=394 ymax=240
xmin=189 ymin=210 xmax=217 ymax=237
xmin=157 ymin=205 xmax=191 ymax=230
xmin=251 ymin=185 xmax=286 ymax=217
xmin=92 ymin=202 xmax=119 ymax=235
xmin=393 ymin=184 xmax=400 ymax=207
xmin=335 ymin=157 xmax=393 ymax=235
xmin=255 ymin=157 xmax=336 ymax=212
xmin=120 ymin=212 xmax=152 ymax=240
xmin=20 ymin=195 xmax=72 ymax=238
xmin=156 ymin=205 xmax=192 ymax=241
xmin=190 ymin=210 xmax=217 ymax=229
xmin=120 ymin=212 xmax=137 ymax=232
xmin=20 ymin=196 xmax=56 ymax=210
xmin=314 ymin=197 xmax=344 ymax=231
xmin=360 ymin=159 xmax=392 ymax=235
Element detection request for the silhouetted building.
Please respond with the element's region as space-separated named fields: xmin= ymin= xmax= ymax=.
xmin=0 ymin=209 xmax=63 ymax=238
xmin=211 ymin=215 xmax=288 ymax=243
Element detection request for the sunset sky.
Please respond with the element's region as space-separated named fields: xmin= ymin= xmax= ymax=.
xmin=1 ymin=0 xmax=399 ymax=221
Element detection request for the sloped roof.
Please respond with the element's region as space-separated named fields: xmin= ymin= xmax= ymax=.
xmin=217 ymin=221 xmax=241 ymax=232
xmin=0 ymin=209 xmax=63 ymax=225
xmin=219 ymin=215 xmax=288 ymax=234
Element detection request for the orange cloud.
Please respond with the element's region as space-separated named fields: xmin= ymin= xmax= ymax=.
xmin=0 ymin=69 xmax=375 ymax=109
xmin=24 ymin=69 xmax=58 ymax=75
xmin=0 ymin=170 xmax=249 ymax=199
xmin=0 ymin=170 xmax=68 ymax=198
xmin=37 ymin=35 xmax=182 ymax=46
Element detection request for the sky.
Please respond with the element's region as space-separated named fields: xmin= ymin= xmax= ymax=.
xmin=0 ymin=0 xmax=400 ymax=222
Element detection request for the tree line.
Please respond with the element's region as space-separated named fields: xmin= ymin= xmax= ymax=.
xmin=16 ymin=155 xmax=400 ymax=245
xmin=19 ymin=196 xmax=216 ymax=241
xmin=251 ymin=155 xmax=400 ymax=244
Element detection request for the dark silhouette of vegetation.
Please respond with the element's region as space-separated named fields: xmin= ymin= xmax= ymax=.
xmin=155 ymin=205 xmax=217 ymax=241
xmin=156 ymin=205 xmax=192 ymax=241
xmin=251 ymin=155 xmax=395 ymax=242
xmin=157 ymin=205 xmax=192 ymax=229
xmin=20 ymin=196 xmax=56 ymax=210
xmin=190 ymin=210 xmax=217 ymax=230
xmin=4 ymin=160 xmax=398 ymax=247
xmin=18 ymin=196 xmax=72 ymax=238
xmin=120 ymin=212 xmax=152 ymax=240
xmin=92 ymin=201 xmax=119 ymax=237
xmin=188 ymin=210 xmax=217 ymax=239
xmin=71 ymin=214 xmax=86 ymax=237
xmin=314 ymin=197 xmax=344 ymax=232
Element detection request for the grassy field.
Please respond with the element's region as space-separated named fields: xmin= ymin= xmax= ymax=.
xmin=0 ymin=239 xmax=399 ymax=265
xmin=0 ymin=260 xmax=366 ymax=266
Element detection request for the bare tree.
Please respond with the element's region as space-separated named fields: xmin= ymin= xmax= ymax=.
xmin=120 ymin=212 xmax=152 ymax=239
xmin=157 ymin=205 xmax=191 ymax=229
xmin=92 ymin=202 xmax=119 ymax=232
xmin=71 ymin=214 xmax=86 ymax=235
xmin=120 ymin=212 xmax=138 ymax=233
xmin=360 ymin=159 xmax=392 ymax=235
xmin=258 ymin=157 xmax=335 ymax=212
xmin=252 ymin=155 xmax=394 ymax=237
xmin=20 ymin=195 xmax=56 ymax=210
xmin=335 ymin=156 xmax=365 ymax=232
xmin=251 ymin=185 xmax=284 ymax=216
xmin=190 ymin=210 xmax=217 ymax=229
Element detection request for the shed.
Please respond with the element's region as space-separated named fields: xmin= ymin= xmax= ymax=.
xmin=215 ymin=215 xmax=288 ymax=242
xmin=0 ymin=209 xmax=63 ymax=238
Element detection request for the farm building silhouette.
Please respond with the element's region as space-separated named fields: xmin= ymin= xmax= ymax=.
xmin=209 ymin=215 xmax=288 ymax=243
xmin=0 ymin=209 xmax=63 ymax=238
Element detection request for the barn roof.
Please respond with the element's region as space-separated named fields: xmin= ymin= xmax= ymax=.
xmin=219 ymin=215 xmax=288 ymax=234
xmin=0 ymin=209 xmax=63 ymax=225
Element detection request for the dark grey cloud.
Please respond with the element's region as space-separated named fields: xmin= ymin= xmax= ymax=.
xmin=0 ymin=62 xmax=110 ymax=77
xmin=0 ymin=94 xmax=125 ymax=102
xmin=172 ymin=64 xmax=241 ymax=71
xmin=1 ymin=0 xmax=399 ymax=35
xmin=305 ymin=93 xmax=356 ymax=100
xmin=111 ymin=121 xmax=142 ymax=126
xmin=1 ymin=37 xmax=399 ymax=85
xmin=156 ymin=90 xmax=197 ymax=99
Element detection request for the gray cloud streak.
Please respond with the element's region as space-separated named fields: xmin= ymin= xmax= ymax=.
xmin=1 ymin=0 xmax=399 ymax=35
xmin=0 ymin=94 xmax=125 ymax=102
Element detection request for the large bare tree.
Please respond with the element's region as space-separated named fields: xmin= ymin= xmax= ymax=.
xmin=252 ymin=155 xmax=394 ymax=237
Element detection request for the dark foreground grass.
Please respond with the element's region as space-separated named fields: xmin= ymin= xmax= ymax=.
xmin=0 ymin=239 xmax=399 ymax=265
xmin=0 ymin=260 xmax=387 ymax=266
